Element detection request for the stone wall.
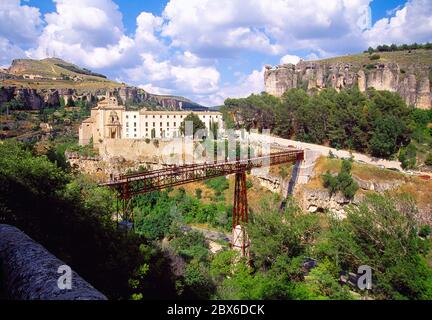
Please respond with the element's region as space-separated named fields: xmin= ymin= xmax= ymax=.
xmin=0 ymin=224 xmax=106 ymax=300
xmin=99 ymin=138 xmax=198 ymax=164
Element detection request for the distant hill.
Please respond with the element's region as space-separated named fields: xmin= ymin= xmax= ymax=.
xmin=8 ymin=58 xmax=108 ymax=80
xmin=0 ymin=58 xmax=206 ymax=111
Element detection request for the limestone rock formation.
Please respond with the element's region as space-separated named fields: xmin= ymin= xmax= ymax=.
xmin=265 ymin=55 xmax=432 ymax=109
xmin=0 ymin=86 xmax=201 ymax=111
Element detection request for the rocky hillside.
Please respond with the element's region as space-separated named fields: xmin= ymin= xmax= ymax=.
xmin=265 ymin=49 xmax=432 ymax=109
xmin=0 ymin=58 xmax=205 ymax=111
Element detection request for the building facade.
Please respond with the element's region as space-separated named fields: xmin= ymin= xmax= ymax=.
xmin=79 ymin=93 xmax=224 ymax=146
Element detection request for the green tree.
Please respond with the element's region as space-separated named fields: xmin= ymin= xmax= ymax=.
xmin=317 ymin=194 xmax=432 ymax=300
xmin=247 ymin=198 xmax=320 ymax=269
xmin=369 ymin=116 xmax=405 ymax=158
xmin=0 ymin=140 xmax=177 ymax=299
xmin=322 ymin=160 xmax=358 ymax=199
xmin=179 ymin=112 xmax=207 ymax=137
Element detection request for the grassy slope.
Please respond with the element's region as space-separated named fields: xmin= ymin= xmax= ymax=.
xmin=313 ymin=49 xmax=432 ymax=67
xmin=3 ymin=58 xmax=119 ymax=93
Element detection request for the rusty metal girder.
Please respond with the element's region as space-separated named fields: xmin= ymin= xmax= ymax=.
xmin=103 ymin=149 xmax=304 ymax=255
xmin=103 ymin=150 xmax=304 ymax=199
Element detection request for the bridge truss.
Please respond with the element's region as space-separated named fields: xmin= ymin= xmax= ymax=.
xmin=102 ymin=149 xmax=304 ymax=256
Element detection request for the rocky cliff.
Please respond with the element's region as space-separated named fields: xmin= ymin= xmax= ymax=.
xmin=0 ymin=85 xmax=201 ymax=111
xmin=265 ymin=50 xmax=432 ymax=109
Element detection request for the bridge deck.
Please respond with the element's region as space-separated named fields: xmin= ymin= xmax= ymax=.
xmin=101 ymin=149 xmax=304 ymax=197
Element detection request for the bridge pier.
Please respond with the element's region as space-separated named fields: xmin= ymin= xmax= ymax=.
xmin=232 ymin=171 xmax=250 ymax=257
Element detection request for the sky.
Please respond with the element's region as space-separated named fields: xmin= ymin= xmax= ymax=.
xmin=0 ymin=0 xmax=431 ymax=106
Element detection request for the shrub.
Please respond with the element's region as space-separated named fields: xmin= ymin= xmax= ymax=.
xmin=205 ymin=177 xmax=229 ymax=195
xmin=370 ymin=54 xmax=381 ymax=60
xmin=419 ymin=225 xmax=431 ymax=238
xmin=322 ymin=160 xmax=358 ymax=199
xmin=425 ymin=153 xmax=432 ymax=166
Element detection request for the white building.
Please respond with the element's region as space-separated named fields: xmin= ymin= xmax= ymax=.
xmin=79 ymin=93 xmax=224 ymax=146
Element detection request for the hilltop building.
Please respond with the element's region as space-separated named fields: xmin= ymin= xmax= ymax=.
xmin=79 ymin=93 xmax=224 ymax=146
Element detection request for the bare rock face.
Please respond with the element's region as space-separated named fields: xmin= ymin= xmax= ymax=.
xmin=366 ymin=63 xmax=399 ymax=92
xmin=264 ymin=64 xmax=298 ymax=97
xmin=417 ymin=77 xmax=432 ymax=109
xmin=0 ymin=85 xmax=198 ymax=111
xmin=357 ymin=70 xmax=367 ymax=92
xmin=298 ymin=187 xmax=362 ymax=218
xmin=264 ymin=60 xmax=431 ymax=109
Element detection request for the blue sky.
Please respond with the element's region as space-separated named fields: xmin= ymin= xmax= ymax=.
xmin=2 ymin=0 xmax=431 ymax=106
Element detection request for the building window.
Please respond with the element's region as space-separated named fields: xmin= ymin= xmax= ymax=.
xmin=174 ymin=122 xmax=176 ymax=127
xmin=126 ymin=122 xmax=129 ymax=127
xmin=145 ymin=115 xmax=148 ymax=118
xmin=160 ymin=115 xmax=162 ymax=118
xmin=153 ymin=115 xmax=155 ymax=118
xmin=167 ymin=115 xmax=169 ymax=118
xmin=160 ymin=122 xmax=162 ymax=126
xmin=134 ymin=122 xmax=137 ymax=127
xmin=146 ymin=128 xmax=148 ymax=132
xmin=126 ymin=115 xmax=129 ymax=119
xmin=167 ymin=122 xmax=169 ymax=127
xmin=134 ymin=115 xmax=137 ymax=119
xmin=153 ymin=122 xmax=155 ymax=127
xmin=134 ymin=134 xmax=137 ymax=137
xmin=145 ymin=122 xmax=148 ymax=127
xmin=134 ymin=128 xmax=137 ymax=132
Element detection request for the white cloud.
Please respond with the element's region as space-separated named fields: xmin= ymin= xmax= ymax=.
xmin=0 ymin=0 xmax=43 ymax=47
xmin=124 ymin=53 xmax=220 ymax=97
xmin=1 ymin=0 xmax=431 ymax=107
xmin=364 ymin=0 xmax=432 ymax=47
xmin=198 ymin=67 xmax=265 ymax=106
xmin=0 ymin=37 xmax=27 ymax=66
xmin=138 ymin=83 xmax=173 ymax=96
xmin=161 ymin=0 xmax=372 ymax=57
xmin=135 ymin=11 xmax=164 ymax=52
xmin=27 ymin=0 xmax=140 ymax=69
xmin=280 ymin=54 xmax=301 ymax=65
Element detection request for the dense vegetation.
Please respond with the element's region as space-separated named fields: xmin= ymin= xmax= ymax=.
xmin=222 ymin=88 xmax=432 ymax=163
xmin=0 ymin=140 xmax=177 ymax=299
xmin=365 ymin=42 xmax=432 ymax=54
xmin=0 ymin=139 xmax=431 ymax=300
xmin=212 ymin=195 xmax=432 ymax=300
xmin=55 ymin=63 xmax=107 ymax=79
